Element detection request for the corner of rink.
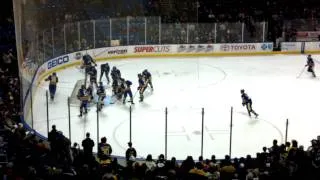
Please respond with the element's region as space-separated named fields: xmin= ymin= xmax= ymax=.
xmin=69 ymin=79 xmax=83 ymax=106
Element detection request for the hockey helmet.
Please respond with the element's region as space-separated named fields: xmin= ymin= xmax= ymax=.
xmin=240 ymin=89 xmax=245 ymax=93
xmin=81 ymin=85 xmax=86 ymax=89
xmin=52 ymin=72 xmax=56 ymax=76
xmin=138 ymin=73 xmax=142 ymax=77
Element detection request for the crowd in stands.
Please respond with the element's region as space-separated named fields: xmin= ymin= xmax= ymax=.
xmin=21 ymin=0 xmax=320 ymax=60
xmin=1 ymin=0 xmax=320 ymax=179
xmin=24 ymin=0 xmax=320 ymax=45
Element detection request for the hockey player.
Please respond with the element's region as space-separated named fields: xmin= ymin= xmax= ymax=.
xmin=112 ymin=77 xmax=119 ymax=96
xmin=116 ymin=78 xmax=125 ymax=100
xmin=111 ymin=66 xmax=121 ymax=83
xmin=306 ymin=55 xmax=316 ymax=77
xmin=138 ymin=74 xmax=147 ymax=102
xmin=142 ymin=69 xmax=153 ymax=90
xmin=87 ymin=84 xmax=94 ymax=103
xmin=45 ymin=72 xmax=58 ymax=101
xmin=100 ymin=62 xmax=110 ymax=84
xmin=88 ymin=66 xmax=98 ymax=87
xmin=77 ymin=85 xmax=89 ymax=117
xmin=82 ymin=54 xmax=97 ymax=73
xmin=123 ymin=79 xmax=134 ymax=104
xmin=240 ymin=89 xmax=259 ymax=118
xmin=97 ymin=82 xmax=106 ymax=111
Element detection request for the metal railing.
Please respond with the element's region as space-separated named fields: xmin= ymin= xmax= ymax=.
xmin=31 ymin=17 xmax=268 ymax=64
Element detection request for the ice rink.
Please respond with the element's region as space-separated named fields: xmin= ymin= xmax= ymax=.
xmin=30 ymin=55 xmax=320 ymax=160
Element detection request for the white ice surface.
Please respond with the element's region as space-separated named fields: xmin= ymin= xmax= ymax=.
xmin=30 ymin=55 xmax=320 ymax=160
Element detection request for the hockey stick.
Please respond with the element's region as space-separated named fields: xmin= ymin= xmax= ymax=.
xmin=296 ymin=66 xmax=306 ymax=78
xmin=133 ymin=90 xmax=139 ymax=99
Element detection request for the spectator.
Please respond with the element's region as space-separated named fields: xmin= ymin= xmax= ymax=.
xmin=145 ymin=154 xmax=156 ymax=172
xmin=125 ymin=142 xmax=137 ymax=164
xmin=269 ymin=139 xmax=280 ymax=161
xmin=310 ymin=140 xmax=320 ymax=179
xmin=188 ymin=162 xmax=208 ymax=178
xmin=81 ymin=132 xmax=94 ymax=158
xmin=48 ymin=125 xmax=59 ymax=157
xmin=97 ymin=137 xmax=112 ymax=161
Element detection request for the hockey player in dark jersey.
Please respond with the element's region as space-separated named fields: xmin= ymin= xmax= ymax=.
xmin=77 ymin=85 xmax=89 ymax=117
xmin=111 ymin=66 xmax=121 ymax=82
xmin=82 ymin=54 xmax=97 ymax=73
xmin=100 ymin=62 xmax=110 ymax=84
xmin=122 ymin=80 xmax=134 ymax=104
xmin=88 ymin=66 xmax=98 ymax=87
xmin=97 ymin=82 xmax=106 ymax=111
xmin=241 ymin=89 xmax=259 ymax=118
xmin=112 ymin=78 xmax=119 ymax=96
xmin=116 ymin=78 xmax=125 ymax=100
xmin=138 ymin=74 xmax=147 ymax=102
xmin=142 ymin=69 xmax=153 ymax=90
xmin=45 ymin=72 xmax=58 ymax=101
xmin=306 ymin=55 xmax=316 ymax=77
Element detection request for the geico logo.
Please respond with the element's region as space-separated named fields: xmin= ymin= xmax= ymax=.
xmin=47 ymin=56 xmax=69 ymax=69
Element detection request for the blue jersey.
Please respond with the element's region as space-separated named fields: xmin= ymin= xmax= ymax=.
xmin=97 ymin=85 xmax=105 ymax=96
xmin=124 ymin=81 xmax=132 ymax=91
xmin=241 ymin=93 xmax=252 ymax=104
xmin=138 ymin=78 xmax=145 ymax=87
xmin=78 ymin=88 xmax=89 ymax=101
